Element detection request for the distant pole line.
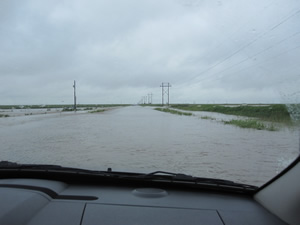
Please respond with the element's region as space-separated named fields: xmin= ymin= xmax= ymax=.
xmin=160 ymin=83 xmax=171 ymax=106
xmin=138 ymin=93 xmax=153 ymax=105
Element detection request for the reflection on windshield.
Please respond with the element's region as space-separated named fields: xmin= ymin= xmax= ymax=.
xmin=0 ymin=0 xmax=299 ymax=186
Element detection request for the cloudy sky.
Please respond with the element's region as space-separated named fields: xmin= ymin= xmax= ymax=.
xmin=0 ymin=0 xmax=299 ymax=105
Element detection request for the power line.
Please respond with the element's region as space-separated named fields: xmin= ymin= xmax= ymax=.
xmin=211 ymin=44 xmax=300 ymax=83
xmin=194 ymin=30 xmax=300 ymax=83
xmin=195 ymin=0 xmax=279 ymax=71
xmin=184 ymin=6 xmax=300 ymax=85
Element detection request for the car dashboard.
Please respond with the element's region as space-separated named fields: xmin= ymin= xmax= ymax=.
xmin=0 ymin=178 xmax=287 ymax=225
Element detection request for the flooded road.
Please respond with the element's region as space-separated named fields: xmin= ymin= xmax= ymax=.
xmin=0 ymin=106 xmax=299 ymax=186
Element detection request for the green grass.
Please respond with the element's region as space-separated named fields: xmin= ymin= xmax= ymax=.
xmin=89 ymin=109 xmax=106 ymax=113
xmin=223 ymin=119 xmax=277 ymax=131
xmin=140 ymin=104 xmax=163 ymax=107
xmin=154 ymin=108 xmax=193 ymax=116
xmin=201 ymin=116 xmax=216 ymax=120
xmin=171 ymin=104 xmax=291 ymax=122
xmin=62 ymin=108 xmax=74 ymax=111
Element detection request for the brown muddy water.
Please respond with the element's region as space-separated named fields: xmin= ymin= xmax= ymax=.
xmin=0 ymin=106 xmax=299 ymax=186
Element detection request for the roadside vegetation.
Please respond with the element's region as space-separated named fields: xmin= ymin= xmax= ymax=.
xmin=62 ymin=108 xmax=74 ymax=111
xmin=0 ymin=104 xmax=129 ymax=110
xmin=154 ymin=108 xmax=193 ymax=116
xmin=170 ymin=104 xmax=297 ymax=131
xmin=140 ymin=104 xmax=163 ymax=107
xmin=200 ymin=116 xmax=216 ymax=120
xmin=89 ymin=109 xmax=106 ymax=113
xmin=0 ymin=114 xmax=9 ymax=118
xmin=223 ymin=119 xmax=277 ymax=131
xmin=171 ymin=104 xmax=291 ymax=123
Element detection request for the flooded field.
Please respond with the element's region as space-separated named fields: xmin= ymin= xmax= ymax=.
xmin=0 ymin=106 xmax=299 ymax=186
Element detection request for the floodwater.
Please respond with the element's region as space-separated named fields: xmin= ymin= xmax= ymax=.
xmin=0 ymin=106 xmax=299 ymax=186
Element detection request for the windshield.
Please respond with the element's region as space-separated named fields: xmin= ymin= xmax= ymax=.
xmin=0 ymin=0 xmax=299 ymax=187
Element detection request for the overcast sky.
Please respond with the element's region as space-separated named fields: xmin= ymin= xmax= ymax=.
xmin=0 ymin=0 xmax=299 ymax=105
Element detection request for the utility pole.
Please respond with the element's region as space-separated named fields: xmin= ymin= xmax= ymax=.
xmin=167 ymin=84 xmax=170 ymax=105
xmin=73 ymin=80 xmax=76 ymax=111
xmin=161 ymin=83 xmax=164 ymax=105
xmin=160 ymin=83 xmax=171 ymax=106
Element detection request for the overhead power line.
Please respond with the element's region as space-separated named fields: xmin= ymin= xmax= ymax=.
xmin=184 ymin=7 xmax=300 ymax=85
xmin=195 ymin=30 xmax=300 ymax=83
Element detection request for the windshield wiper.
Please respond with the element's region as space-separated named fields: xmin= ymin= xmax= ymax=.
xmin=0 ymin=161 xmax=257 ymax=192
xmin=0 ymin=161 xmax=74 ymax=170
xmin=119 ymin=170 xmax=257 ymax=190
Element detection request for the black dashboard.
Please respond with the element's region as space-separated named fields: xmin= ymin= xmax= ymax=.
xmin=0 ymin=178 xmax=287 ymax=225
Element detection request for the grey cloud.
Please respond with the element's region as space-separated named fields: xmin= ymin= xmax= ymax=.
xmin=0 ymin=0 xmax=299 ymax=104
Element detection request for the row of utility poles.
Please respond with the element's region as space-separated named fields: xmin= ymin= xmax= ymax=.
xmin=138 ymin=82 xmax=172 ymax=105
xmin=72 ymin=80 xmax=172 ymax=107
xmin=139 ymin=93 xmax=153 ymax=104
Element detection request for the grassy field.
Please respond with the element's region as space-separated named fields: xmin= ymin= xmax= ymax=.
xmin=154 ymin=108 xmax=193 ymax=116
xmin=171 ymin=104 xmax=291 ymax=122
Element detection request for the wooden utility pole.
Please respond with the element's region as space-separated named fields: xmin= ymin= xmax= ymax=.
xmin=73 ymin=80 xmax=77 ymax=111
xmin=160 ymin=83 xmax=171 ymax=106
